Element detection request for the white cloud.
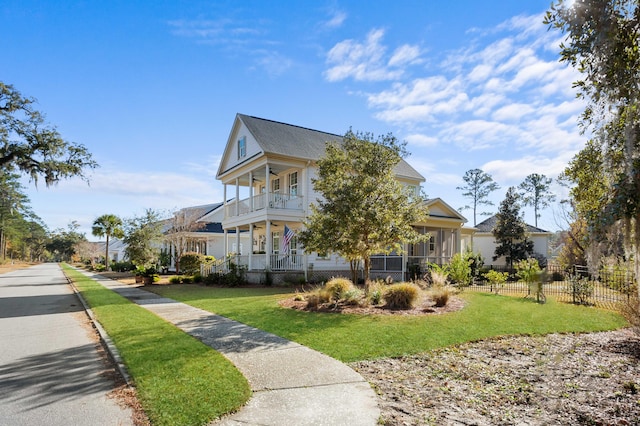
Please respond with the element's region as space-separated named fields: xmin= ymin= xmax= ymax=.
xmin=405 ymin=133 xmax=438 ymax=147
xmin=324 ymin=28 xmax=420 ymax=82
xmin=388 ymin=44 xmax=421 ymax=67
xmin=322 ymin=9 xmax=347 ymax=29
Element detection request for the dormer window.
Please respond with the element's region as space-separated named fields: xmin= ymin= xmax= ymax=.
xmin=238 ymin=136 xmax=246 ymax=159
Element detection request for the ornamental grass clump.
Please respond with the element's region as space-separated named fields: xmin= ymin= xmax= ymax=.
xmin=324 ymin=277 xmax=354 ymax=301
xmin=429 ymin=285 xmax=454 ymax=307
xmin=383 ymin=282 xmax=420 ymax=309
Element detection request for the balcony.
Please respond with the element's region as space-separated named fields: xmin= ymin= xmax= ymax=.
xmin=225 ymin=192 xmax=304 ymax=219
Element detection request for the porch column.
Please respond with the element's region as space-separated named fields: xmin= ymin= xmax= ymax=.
xmin=235 ymin=226 xmax=241 ymax=255
xmin=249 ymin=223 xmax=254 ymax=270
xmin=249 ymin=171 xmax=254 ymax=211
xmin=223 ymin=184 xmax=227 ymax=218
xmin=224 ymin=229 xmax=228 ymax=257
xmin=235 ymin=178 xmax=240 ymax=216
xmin=266 ymin=220 xmax=272 ymax=269
xmin=402 ymin=243 xmax=407 ymax=280
xmin=264 ymin=163 xmax=271 ymax=192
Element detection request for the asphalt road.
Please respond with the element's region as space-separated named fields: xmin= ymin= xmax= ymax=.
xmin=0 ymin=263 xmax=133 ymax=426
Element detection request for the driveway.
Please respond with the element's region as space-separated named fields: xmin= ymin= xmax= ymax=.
xmin=0 ymin=263 xmax=133 ymax=426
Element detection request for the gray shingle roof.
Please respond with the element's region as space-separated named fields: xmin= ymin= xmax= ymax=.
xmin=238 ymin=114 xmax=425 ymax=181
xmin=475 ymin=214 xmax=549 ymax=233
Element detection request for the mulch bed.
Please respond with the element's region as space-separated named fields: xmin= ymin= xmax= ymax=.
xmin=351 ymin=329 xmax=640 ymax=425
xmin=278 ymin=293 xmax=465 ymax=316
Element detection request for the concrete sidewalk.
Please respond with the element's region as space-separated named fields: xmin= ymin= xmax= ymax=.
xmin=80 ymin=270 xmax=380 ymax=426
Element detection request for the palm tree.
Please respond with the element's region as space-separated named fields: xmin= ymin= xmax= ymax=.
xmin=92 ymin=214 xmax=124 ymax=271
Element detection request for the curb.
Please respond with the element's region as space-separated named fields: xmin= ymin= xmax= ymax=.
xmin=65 ymin=273 xmax=132 ymax=386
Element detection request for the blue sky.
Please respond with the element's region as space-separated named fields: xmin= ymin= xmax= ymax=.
xmin=1 ymin=0 xmax=582 ymax=239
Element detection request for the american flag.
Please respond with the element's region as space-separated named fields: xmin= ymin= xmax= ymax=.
xmin=281 ymin=224 xmax=295 ymax=254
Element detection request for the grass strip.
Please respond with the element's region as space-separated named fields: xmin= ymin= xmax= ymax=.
xmin=62 ymin=265 xmax=250 ymax=426
xmin=148 ymin=285 xmax=628 ymax=362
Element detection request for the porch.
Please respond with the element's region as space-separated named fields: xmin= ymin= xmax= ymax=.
xmin=224 ymin=192 xmax=304 ymax=219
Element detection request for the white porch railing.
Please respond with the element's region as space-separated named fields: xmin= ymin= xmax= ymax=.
xmin=203 ymin=254 xmax=305 ymax=274
xmin=225 ymin=193 xmax=304 ymax=218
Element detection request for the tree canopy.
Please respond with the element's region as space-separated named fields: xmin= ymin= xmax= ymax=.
xmin=457 ymin=168 xmax=500 ymax=226
xmin=298 ymin=129 xmax=429 ymax=285
xmin=92 ymin=214 xmax=124 ymax=271
xmin=518 ymin=173 xmax=556 ymax=227
xmin=0 ymin=81 xmax=97 ymax=186
xmin=493 ymin=187 xmax=534 ymax=268
xmin=546 ymin=0 xmax=640 ymax=285
xmin=124 ymin=209 xmax=163 ymax=268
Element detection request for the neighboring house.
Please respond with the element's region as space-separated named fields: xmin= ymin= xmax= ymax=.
xmin=92 ymin=239 xmax=127 ymax=263
xmin=215 ymin=113 xmax=471 ymax=282
xmin=472 ymin=215 xmax=552 ymax=267
xmin=161 ymin=202 xmax=250 ymax=271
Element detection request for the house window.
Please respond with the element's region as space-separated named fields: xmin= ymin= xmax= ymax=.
xmin=272 ymin=178 xmax=280 ymax=193
xmin=429 ymin=236 xmax=436 ymax=253
xmin=272 ymin=232 xmax=280 ymax=254
xmin=289 ymin=172 xmax=298 ymax=196
xmin=238 ymin=136 xmax=246 ymax=159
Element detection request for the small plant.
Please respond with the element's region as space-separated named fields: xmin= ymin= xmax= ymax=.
xmin=620 ymin=295 xmax=640 ymax=336
xmin=305 ymin=286 xmax=332 ymax=308
xmin=515 ymin=258 xmax=545 ymax=303
xmin=484 ymin=270 xmax=509 ymax=294
xmin=169 ymin=276 xmax=182 ymax=284
xmin=448 ymin=253 xmax=472 ymax=288
xmin=383 ymin=282 xmax=420 ymax=309
xmin=367 ymin=280 xmax=385 ymax=305
xmin=428 ymin=264 xmax=449 ymax=287
xmin=324 ymin=277 xmax=354 ymax=301
xmin=342 ymin=288 xmax=364 ymax=306
xmin=565 ymin=274 xmax=594 ymax=305
xmin=429 ymin=285 xmax=454 ymax=307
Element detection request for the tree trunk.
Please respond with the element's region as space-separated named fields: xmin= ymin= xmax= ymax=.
xmin=105 ymin=234 xmax=110 ymax=271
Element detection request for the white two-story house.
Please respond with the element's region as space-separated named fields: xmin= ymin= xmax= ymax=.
xmin=216 ymin=114 xmax=471 ymax=283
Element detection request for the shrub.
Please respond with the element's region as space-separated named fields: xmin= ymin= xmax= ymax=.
xmin=111 ymin=261 xmax=135 ymax=272
xmin=429 ymin=269 xmax=448 ymax=287
xmin=367 ymin=280 xmax=386 ymax=305
xmin=324 ymin=277 xmax=354 ymax=301
xmin=383 ymin=282 xmax=420 ymax=309
xmin=515 ymin=258 xmax=542 ymax=283
xmin=430 ymin=285 xmax=454 ymax=307
xmin=342 ymin=288 xmax=364 ymax=306
xmin=169 ymin=276 xmax=182 ymax=284
xmin=620 ymin=295 xmax=640 ymax=336
xmin=179 ymin=252 xmax=203 ymax=276
xmin=305 ymin=287 xmax=332 ymax=308
xmin=484 ymin=270 xmax=509 ymax=294
xmin=182 ymin=276 xmax=194 ymax=284
xmin=192 ymin=273 xmax=203 ymax=283
xmin=564 ymin=274 xmax=594 ymax=305
xmin=448 ymin=253 xmax=472 ymax=288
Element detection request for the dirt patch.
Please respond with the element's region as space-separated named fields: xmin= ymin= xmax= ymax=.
xmin=351 ymin=329 xmax=640 ymax=425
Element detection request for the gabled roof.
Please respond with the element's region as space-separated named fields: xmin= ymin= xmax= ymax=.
xmin=223 ymin=114 xmax=425 ymax=181
xmin=424 ymin=198 xmax=468 ymax=223
xmin=475 ymin=214 xmax=550 ymax=234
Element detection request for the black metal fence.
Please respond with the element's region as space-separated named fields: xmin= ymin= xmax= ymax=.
xmin=466 ymin=264 xmax=637 ymax=309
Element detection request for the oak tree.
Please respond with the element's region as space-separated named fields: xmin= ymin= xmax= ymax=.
xmin=298 ymin=129 xmax=429 ymax=286
xmin=0 ymin=82 xmax=97 ymax=186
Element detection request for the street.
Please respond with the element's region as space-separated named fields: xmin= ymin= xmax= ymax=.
xmin=0 ymin=263 xmax=133 ymax=425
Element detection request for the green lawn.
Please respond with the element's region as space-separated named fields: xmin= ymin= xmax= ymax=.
xmin=62 ymin=265 xmax=250 ymax=426
xmin=148 ymin=285 xmax=628 ymax=362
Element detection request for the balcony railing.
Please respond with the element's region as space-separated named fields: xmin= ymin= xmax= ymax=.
xmin=225 ymin=192 xmax=304 ymax=218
